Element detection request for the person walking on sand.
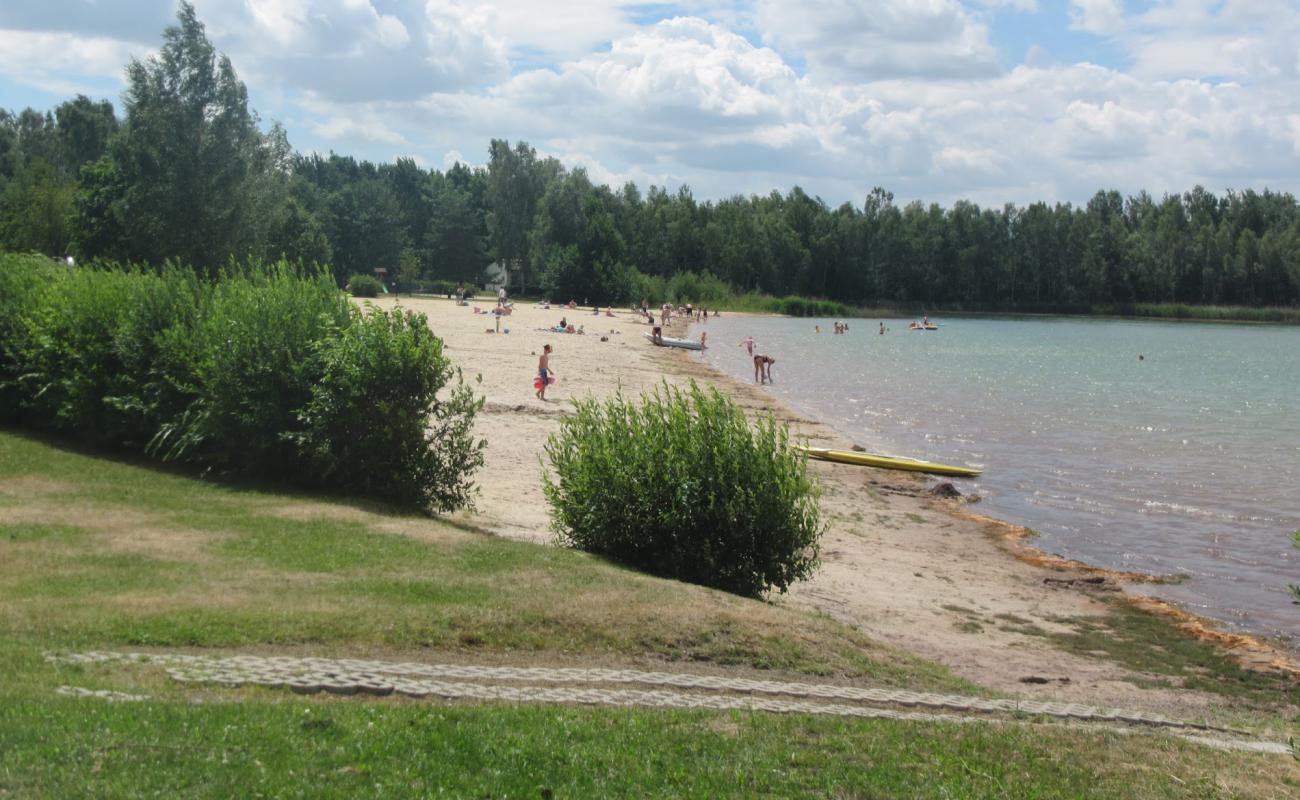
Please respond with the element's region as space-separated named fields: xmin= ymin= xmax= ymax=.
xmin=753 ymin=353 xmax=775 ymax=384
xmin=537 ymin=344 xmax=555 ymax=400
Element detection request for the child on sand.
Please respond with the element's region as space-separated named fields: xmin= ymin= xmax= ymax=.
xmin=537 ymin=344 xmax=555 ymax=400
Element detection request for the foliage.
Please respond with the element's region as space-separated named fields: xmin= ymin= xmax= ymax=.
xmin=69 ymin=2 xmax=273 ymax=270
xmin=263 ymin=195 xmax=333 ymax=268
xmin=543 ymin=381 xmax=823 ymax=597
xmin=665 ymin=270 xmax=732 ymax=305
xmin=348 ymin=274 xmax=382 ymax=297
xmin=1122 ymin=303 xmax=1300 ymax=324
xmin=0 ymin=158 xmax=74 ymax=254
xmin=292 ymin=306 xmax=485 ymax=510
xmin=0 ymin=97 xmax=116 ymax=187
xmin=0 ymin=254 xmax=482 ymax=509
xmin=486 ymin=139 xmax=559 ymax=293
xmin=0 ymin=254 xmax=58 ymax=420
xmin=153 ymin=264 xmax=350 ymax=477
xmin=323 ymin=177 xmax=407 ymax=287
xmin=425 ymin=178 xmax=487 ymax=282
xmin=625 ymin=268 xmax=667 ymax=308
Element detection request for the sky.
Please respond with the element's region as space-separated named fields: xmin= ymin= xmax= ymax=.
xmin=1 ymin=0 xmax=1298 ymax=208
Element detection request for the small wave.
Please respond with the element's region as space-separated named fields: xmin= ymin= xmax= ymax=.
xmin=1132 ymin=499 xmax=1283 ymax=525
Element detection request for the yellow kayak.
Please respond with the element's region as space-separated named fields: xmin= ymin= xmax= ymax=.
xmin=797 ymin=446 xmax=981 ymax=478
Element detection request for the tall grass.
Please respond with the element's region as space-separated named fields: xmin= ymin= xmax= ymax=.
xmin=1121 ymin=303 xmax=1300 ymax=323
xmin=717 ymin=292 xmax=899 ymax=319
xmin=0 ymin=253 xmax=483 ymax=509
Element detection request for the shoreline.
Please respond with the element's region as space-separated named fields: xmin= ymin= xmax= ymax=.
xmin=689 ymin=311 xmax=1300 ymax=659
xmin=376 ymin=296 xmax=1296 ymax=706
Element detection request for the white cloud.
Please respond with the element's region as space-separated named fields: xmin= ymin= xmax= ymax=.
xmin=755 ymin=0 xmax=1001 ymax=80
xmin=191 ymin=0 xmax=507 ymax=101
xmin=310 ymin=113 xmax=409 ymax=146
xmin=1068 ymin=0 xmax=1125 ymax=36
xmin=1125 ymin=0 xmax=1300 ymax=81
xmin=441 ymin=149 xmax=474 ymax=169
xmin=243 ymin=0 xmax=310 ymax=48
xmin=1059 ymin=99 xmax=1156 ymax=160
xmin=970 ymin=0 xmax=1037 ymax=10
xmin=0 ymin=29 xmax=146 ymax=94
xmin=285 ymin=7 xmax=1300 ymax=207
xmin=1 ymin=1 xmax=1299 ymax=210
xmin=484 ymin=0 xmax=642 ymax=62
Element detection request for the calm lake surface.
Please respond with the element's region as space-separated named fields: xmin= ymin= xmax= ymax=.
xmin=692 ymin=314 xmax=1300 ymax=641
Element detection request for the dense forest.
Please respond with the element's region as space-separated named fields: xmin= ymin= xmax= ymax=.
xmin=2 ymin=3 xmax=1298 ymax=312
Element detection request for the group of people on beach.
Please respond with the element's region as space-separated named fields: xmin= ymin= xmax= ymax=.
xmin=549 ymin=315 xmax=582 ymax=334
xmin=638 ymin=299 xmax=716 ymax=327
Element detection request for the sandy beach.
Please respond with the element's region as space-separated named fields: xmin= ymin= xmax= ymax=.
xmin=368 ymin=294 xmax=1291 ymax=712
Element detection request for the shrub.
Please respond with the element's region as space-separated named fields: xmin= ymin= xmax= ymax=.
xmin=422 ymin=279 xmax=473 ymax=297
xmin=349 ymin=274 xmax=382 ymax=297
xmin=157 ymin=264 xmax=352 ymax=477
xmin=292 ymin=306 xmax=485 ymax=509
xmin=0 ymin=254 xmax=58 ymax=421
xmin=5 ymin=265 xmax=139 ymax=442
xmin=543 ymin=381 xmax=823 ymax=597
xmin=625 ymin=268 xmax=667 ymax=308
xmin=0 ymin=255 xmax=484 ymax=511
xmin=667 ymin=270 xmax=732 ymax=305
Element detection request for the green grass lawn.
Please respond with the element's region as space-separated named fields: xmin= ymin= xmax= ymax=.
xmin=2 ymin=428 xmax=1298 ymax=798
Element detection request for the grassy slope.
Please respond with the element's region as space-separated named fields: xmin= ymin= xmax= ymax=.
xmin=1 ymin=429 xmax=1298 ymax=798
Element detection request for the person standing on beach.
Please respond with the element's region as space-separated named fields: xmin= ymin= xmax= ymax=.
xmin=753 ymin=353 xmax=774 ymax=384
xmin=537 ymin=344 xmax=555 ymax=400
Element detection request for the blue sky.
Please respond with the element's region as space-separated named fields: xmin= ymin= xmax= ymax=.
xmin=1 ymin=1 xmax=1297 ymax=207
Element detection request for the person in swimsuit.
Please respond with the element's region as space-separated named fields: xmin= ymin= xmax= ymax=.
xmin=753 ymin=353 xmax=775 ymax=384
xmin=537 ymin=344 xmax=555 ymax=400
xmin=739 ymin=336 xmax=754 ymax=356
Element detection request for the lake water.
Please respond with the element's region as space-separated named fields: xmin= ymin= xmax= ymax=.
xmin=692 ymin=314 xmax=1300 ymax=642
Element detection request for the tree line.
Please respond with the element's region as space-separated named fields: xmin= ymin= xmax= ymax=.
xmin=2 ymin=2 xmax=1298 ymax=311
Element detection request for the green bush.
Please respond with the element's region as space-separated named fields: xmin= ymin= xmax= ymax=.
xmin=349 ymin=274 xmax=383 ymax=297
xmin=625 ymin=268 xmax=667 ymax=308
xmin=422 ymin=279 xmax=475 ymax=297
xmin=6 ymin=265 xmax=139 ymax=442
xmin=0 ymin=255 xmax=484 ymax=510
xmin=543 ymin=381 xmax=823 ymax=597
xmin=292 ymin=305 xmax=485 ymax=510
xmin=156 ymin=265 xmax=352 ymax=477
xmin=667 ymin=270 xmax=732 ymax=305
xmin=0 ymin=254 xmax=58 ymax=421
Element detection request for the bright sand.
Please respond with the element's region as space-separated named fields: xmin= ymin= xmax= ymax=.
xmin=366 ymin=295 xmax=1286 ymax=710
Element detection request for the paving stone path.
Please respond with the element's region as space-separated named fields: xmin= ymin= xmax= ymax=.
xmin=47 ymin=651 xmax=1289 ymax=755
